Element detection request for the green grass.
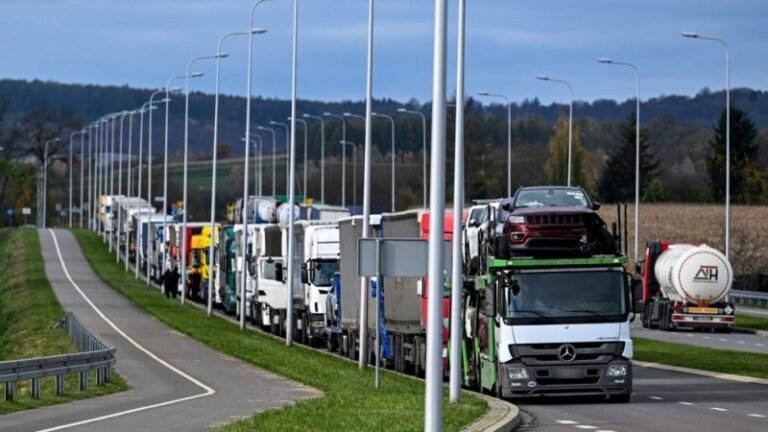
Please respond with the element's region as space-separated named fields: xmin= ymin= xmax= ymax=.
xmin=0 ymin=228 xmax=128 ymax=415
xmin=735 ymin=314 xmax=768 ymax=331
xmin=633 ymin=337 xmax=768 ymax=379
xmin=72 ymin=229 xmax=487 ymax=432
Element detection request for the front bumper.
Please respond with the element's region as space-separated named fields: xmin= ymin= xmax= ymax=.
xmin=499 ymin=360 xmax=632 ymax=399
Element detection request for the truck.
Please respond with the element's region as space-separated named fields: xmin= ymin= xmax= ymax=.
xmin=250 ymin=225 xmax=285 ymax=331
xmin=460 ymin=254 xmax=633 ymax=402
xmin=216 ymin=225 xmax=239 ymax=314
xmin=639 ymin=241 xmax=734 ymax=332
xmin=333 ymin=210 xmax=454 ymax=374
xmin=189 ymin=225 xmax=219 ymax=302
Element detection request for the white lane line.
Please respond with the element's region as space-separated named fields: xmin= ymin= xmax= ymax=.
xmin=686 ymin=334 xmax=694 ymax=337
xmin=757 ymin=344 xmax=766 ymax=347
xmin=710 ymin=407 xmax=728 ymax=412
xmin=718 ymin=338 xmax=727 ymax=342
xmin=39 ymin=230 xmax=215 ymax=432
xmin=748 ymin=413 xmax=766 ymax=418
xmin=678 ymin=401 xmax=694 ymax=406
xmin=649 ymin=396 xmax=664 ymax=400
xmin=596 ymin=430 xmax=616 ymax=432
xmin=703 ymin=336 xmax=711 ymax=340
xmin=575 ymin=426 xmax=597 ymax=430
xmin=737 ymin=341 xmax=746 ymax=344
xmin=557 ymin=420 xmax=578 ymax=425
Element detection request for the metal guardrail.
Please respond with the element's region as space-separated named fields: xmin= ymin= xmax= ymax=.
xmin=731 ymin=289 xmax=768 ymax=308
xmin=0 ymin=312 xmax=116 ymax=401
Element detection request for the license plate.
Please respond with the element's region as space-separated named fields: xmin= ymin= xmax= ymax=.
xmin=693 ymin=316 xmax=713 ymax=321
xmin=689 ymin=307 xmax=718 ymax=314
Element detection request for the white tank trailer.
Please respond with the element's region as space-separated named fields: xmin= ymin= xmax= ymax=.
xmin=641 ymin=241 xmax=735 ymax=331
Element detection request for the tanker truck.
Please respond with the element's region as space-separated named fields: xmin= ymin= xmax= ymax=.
xmin=640 ymin=241 xmax=734 ymax=332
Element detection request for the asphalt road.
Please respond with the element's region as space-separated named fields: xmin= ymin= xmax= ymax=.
xmin=631 ymin=321 xmax=768 ymax=355
xmin=0 ymin=229 xmax=318 ymax=432
xmin=519 ymin=365 xmax=768 ymax=432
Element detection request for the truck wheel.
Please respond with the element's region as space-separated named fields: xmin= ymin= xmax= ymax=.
xmin=269 ymin=310 xmax=277 ymax=335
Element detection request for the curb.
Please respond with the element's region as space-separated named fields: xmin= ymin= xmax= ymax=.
xmin=461 ymin=392 xmax=521 ymax=432
xmin=635 ymin=360 xmax=768 ymax=386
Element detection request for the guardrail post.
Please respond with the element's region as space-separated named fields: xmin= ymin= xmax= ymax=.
xmin=97 ymin=368 xmax=105 ymax=386
xmin=31 ymin=378 xmax=41 ymax=399
xmin=80 ymin=371 xmax=89 ymax=391
xmin=56 ymin=374 xmax=66 ymax=396
xmin=105 ymin=367 xmax=112 ymax=383
xmin=5 ymin=382 xmax=14 ymax=401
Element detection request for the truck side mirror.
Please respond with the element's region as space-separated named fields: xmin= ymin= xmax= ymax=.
xmin=592 ymin=200 xmax=602 ymax=211
xmin=631 ymin=276 xmax=644 ymax=315
xmin=301 ymin=263 xmax=309 ymax=284
xmin=484 ymin=285 xmax=496 ymax=316
xmin=275 ymin=262 xmax=284 ymax=282
xmin=501 ymin=201 xmax=513 ymax=212
xmin=468 ymin=218 xmax=478 ymax=228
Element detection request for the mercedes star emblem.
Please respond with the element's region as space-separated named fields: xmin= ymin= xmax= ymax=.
xmin=558 ymin=344 xmax=576 ymax=362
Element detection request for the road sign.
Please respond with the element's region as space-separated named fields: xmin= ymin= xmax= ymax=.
xmin=357 ymin=238 xmax=452 ymax=277
xmin=22 ymin=208 xmax=32 ymax=215
xmin=6 ymin=208 xmax=13 ymax=216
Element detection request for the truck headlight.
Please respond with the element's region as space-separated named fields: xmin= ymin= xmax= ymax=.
xmin=607 ymin=365 xmax=627 ymax=377
xmin=508 ymin=216 xmax=525 ymax=224
xmin=507 ymin=367 xmax=528 ymax=380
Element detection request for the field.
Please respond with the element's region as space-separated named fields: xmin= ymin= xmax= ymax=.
xmin=598 ymin=203 xmax=768 ymax=287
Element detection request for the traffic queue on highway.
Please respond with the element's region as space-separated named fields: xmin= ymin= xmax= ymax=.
xmin=94 ymin=184 xmax=735 ymax=404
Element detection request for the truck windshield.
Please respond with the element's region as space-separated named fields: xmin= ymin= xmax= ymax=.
xmin=312 ymin=260 xmax=339 ymax=287
xmin=505 ymin=270 xmax=626 ymax=323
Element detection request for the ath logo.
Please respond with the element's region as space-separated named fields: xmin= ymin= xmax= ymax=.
xmin=693 ymin=265 xmax=719 ymax=282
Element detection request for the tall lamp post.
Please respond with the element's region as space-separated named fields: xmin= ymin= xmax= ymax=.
xmin=396 ymin=107 xmax=427 ymax=208
xmin=162 ymin=79 xmax=187 ymax=282
xmin=78 ymin=130 xmax=87 ymax=228
xmin=303 ymin=114 xmax=326 ymax=203
xmin=339 ymin=140 xmax=357 ymax=211
xmin=42 ymin=138 xmax=61 ymax=229
xmin=69 ymin=130 xmax=85 ymax=228
xmin=323 ymin=113 xmax=347 ymax=206
xmin=124 ymin=109 xmax=139 ymax=271
xmin=682 ymin=31 xmax=731 ymax=259
xmin=477 ymin=91 xmax=512 ymax=196
xmin=181 ymin=57 xmax=216 ymax=304
xmin=372 ymin=112 xmax=396 ymax=211
xmin=289 ymin=117 xmax=309 ymax=199
xmin=535 ymin=75 xmax=574 ymax=186
xmin=343 ymin=112 xmax=366 ymax=209
xmin=257 ymin=125 xmax=278 ymax=196
xmin=146 ymin=90 xmax=170 ymax=283
xmin=598 ymin=58 xmax=641 ymax=263
xmin=269 ymin=121 xmax=290 ymax=194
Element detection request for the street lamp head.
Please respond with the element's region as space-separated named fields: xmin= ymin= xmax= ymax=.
xmin=191 ymin=72 xmax=204 ymax=78
xmin=343 ymin=112 xmax=353 ymax=117
xmin=269 ymin=120 xmax=279 ymax=125
xmin=158 ymin=98 xmax=171 ymax=104
xmin=251 ymin=28 xmax=267 ymax=34
xmin=216 ymin=52 xmax=230 ymax=59
xmin=535 ymin=75 xmax=550 ymax=81
xmin=396 ymin=108 xmax=407 ymax=113
xmin=597 ymin=57 xmax=613 ymax=64
xmin=477 ymin=91 xmax=491 ymax=96
xmin=322 ymin=112 xmax=333 ymax=116
xmin=681 ymin=31 xmax=699 ymax=39
xmin=302 ymin=113 xmax=310 ymax=118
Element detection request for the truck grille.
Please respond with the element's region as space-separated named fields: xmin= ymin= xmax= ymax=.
xmin=511 ymin=342 xmax=622 ymax=366
xmin=525 ymin=214 xmax=583 ymax=225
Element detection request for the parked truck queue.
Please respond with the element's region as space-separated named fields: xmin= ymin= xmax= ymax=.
xmin=95 ymin=184 xmax=736 ymax=404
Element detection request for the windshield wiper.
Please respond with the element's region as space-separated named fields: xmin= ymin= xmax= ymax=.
xmin=558 ymin=308 xmax=612 ymax=317
xmin=510 ymin=309 xmax=554 ymax=320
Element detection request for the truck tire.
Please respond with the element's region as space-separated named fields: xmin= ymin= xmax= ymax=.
xmin=269 ymin=309 xmax=277 ymax=335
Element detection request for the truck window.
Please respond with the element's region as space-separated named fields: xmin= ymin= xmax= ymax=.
xmin=311 ymin=260 xmax=340 ymax=287
xmin=261 ymin=260 xmax=284 ymax=281
xmin=505 ymin=270 xmax=626 ymax=322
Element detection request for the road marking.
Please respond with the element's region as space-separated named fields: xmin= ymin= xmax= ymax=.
xmin=39 ymin=230 xmax=216 ymax=432
xmin=557 ymin=420 xmax=578 ymax=425
xmin=686 ymin=334 xmax=694 ymax=337
xmin=757 ymin=344 xmax=765 ymax=347
xmin=649 ymin=396 xmax=663 ymax=400
xmin=737 ymin=341 xmax=746 ymax=344
xmin=678 ymin=401 xmax=694 ymax=406
xmin=703 ymin=336 xmax=711 ymax=340
xmin=596 ymin=430 xmax=616 ymax=432
xmin=748 ymin=413 xmax=766 ymax=418
xmin=718 ymin=338 xmax=727 ymax=342
xmin=710 ymin=407 xmax=728 ymax=412
xmin=574 ymin=426 xmax=597 ymax=430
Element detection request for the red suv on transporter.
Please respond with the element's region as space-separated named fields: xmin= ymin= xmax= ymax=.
xmin=498 ymin=186 xmax=615 ymax=258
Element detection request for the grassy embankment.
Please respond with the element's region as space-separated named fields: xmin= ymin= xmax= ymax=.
xmin=73 ymin=229 xmax=487 ymax=432
xmin=0 ymin=228 xmax=127 ymax=415
xmin=735 ymin=314 xmax=768 ymax=331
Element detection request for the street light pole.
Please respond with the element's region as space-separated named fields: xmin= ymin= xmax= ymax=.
xmin=289 ymin=117 xmax=309 ymax=199
xmin=536 ymin=75 xmax=574 ymax=186
xmin=147 ymin=90 xmax=168 ymax=284
xmin=115 ymin=111 xmax=129 ymax=261
xmin=163 ymin=78 xmax=185 ymax=283
xmin=285 ymin=0 xmax=300 ymax=346
xmin=323 ymin=113 xmax=347 ymax=207
xmin=372 ymin=112 xmax=396 ymax=211
xmin=269 ymin=121 xmax=290 ymax=195
xmin=303 ymin=114 xmax=326 ymax=203
xmin=79 ymin=130 xmax=86 ymax=228
xmin=69 ymin=131 xmax=84 ymax=229
xmin=598 ymin=58 xmax=641 ymax=264
xmin=125 ymin=110 xmax=138 ymax=271
xmin=257 ymin=126 xmax=277 ymax=196
xmin=42 ymin=138 xmax=60 ymax=229
xmin=241 ymin=0 xmax=274 ymax=331
xmin=339 ymin=140 xmax=356 ymax=211
xmin=477 ymin=91 xmax=511 ymax=196
xmin=396 ymin=108 xmax=427 ymax=208
xmin=682 ymin=31 xmax=731 ymax=259
xmin=426 ymin=0 xmax=448 ymax=427
xmin=343 ymin=112 xmax=366 ymax=210
xmin=449 ymin=0 xmax=467 ymax=404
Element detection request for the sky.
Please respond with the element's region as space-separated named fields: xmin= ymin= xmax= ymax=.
xmin=1 ymin=0 xmax=767 ymax=106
